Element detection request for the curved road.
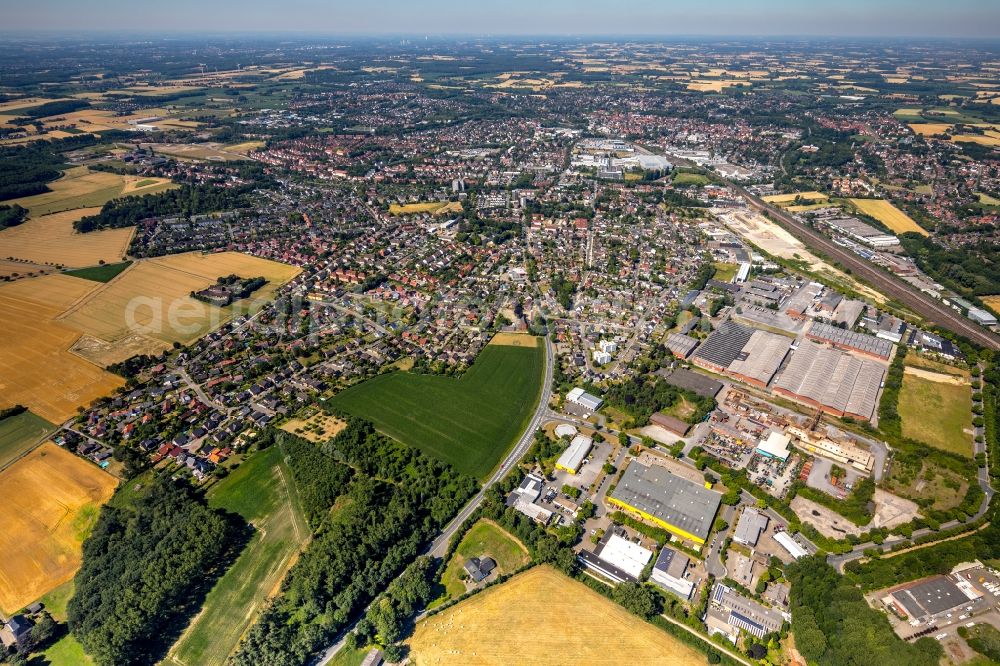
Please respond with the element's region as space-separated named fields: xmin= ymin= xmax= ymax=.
xmin=314 ymin=335 xmax=554 ymax=665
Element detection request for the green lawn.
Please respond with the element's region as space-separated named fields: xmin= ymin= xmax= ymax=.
xmin=441 ymin=519 xmax=530 ymax=599
xmin=328 ymin=644 xmax=372 ymax=666
xmin=672 ymin=170 xmax=711 ymax=186
xmin=0 ymin=409 xmax=55 ymax=469
xmin=165 ymin=445 xmax=308 ymax=666
xmin=42 ymin=633 xmax=94 ymax=666
xmin=713 ymin=262 xmax=740 ymax=283
xmin=37 ymin=579 xmax=74 ymax=620
xmin=330 ymin=342 xmax=545 ymax=478
xmin=899 ymin=372 xmax=973 ymax=456
xmin=64 ymin=260 xmax=133 ymax=283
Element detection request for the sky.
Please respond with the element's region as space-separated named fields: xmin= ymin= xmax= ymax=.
xmin=4 ymin=0 xmax=1000 ymax=38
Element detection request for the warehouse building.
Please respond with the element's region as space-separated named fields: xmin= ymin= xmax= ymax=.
xmin=692 ymin=321 xmax=790 ymax=388
xmin=786 ymin=426 xmax=875 ymax=474
xmin=772 ymin=341 xmax=885 ymax=421
xmin=823 ymin=215 xmax=900 ymax=248
xmin=665 ymin=333 xmax=699 ymax=359
xmin=884 ymin=575 xmax=983 ymax=623
xmin=651 ymin=547 xmax=694 ymax=599
xmin=733 ymin=507 xmax=769 ymax=547
xmin=650 ymin=412 xmax=690 ymax=437
xmin=608 ymin=462 xmax=722 ymax=544
xmin=755 ymin=431 xmax=791 ymax=461
xmin=555 ymin=434 xmax=593 ymax=474
xmin=807 ymin=321 xmax=894 ymax=360
xmin=578 ymin=530 xmax=653 ymax=583
xmin=707 ymin=583 xmax=786 ymax=641
xmin=774 ymin=531 xmax=809 ymax=560
xmin=566 ymin=386 xmax=603 ymax=413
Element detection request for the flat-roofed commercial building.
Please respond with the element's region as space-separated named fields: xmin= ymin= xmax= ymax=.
xmin=608 ymin=462 xmax=722 ymax=544
xmin=786 ymin=426 xmax=875 ymax=474
xmin=555 ymin=434 xmax=593 ymax=474
xmin=885 ymin=575 xmax=984 ymax=623
xmin=651 ymin=547 xmax=694 ymax=599
xmin=807 ymin=321 xmax=894 ymax=361
xmin=692 ymin=321 xmax=790 ymax=388
xmin=733 ymin=507 xmax=769 ymax=547
xmin=773 ymin=341 xmax=885 ymax=421
xmin=756 ymin=431 xmax=791 ymax=461
xmin=566 ymin=386 xmax=603 ymax=412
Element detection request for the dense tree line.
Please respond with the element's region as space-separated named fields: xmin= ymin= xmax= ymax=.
xmin=845 ymin=500 xmax=1000 ymax=591
xmin=74 ymin=183 xmax=258 ymax=232
xmin=788 ymin=556 xmax=942 ymax=666
xmin=0 ymin=204 xmax=27 ymax=229
xmin=900 ymin=232 xmax=1000 ymax=298
xmin=0 ymin=132 xmax=125 ymax=201
xmin=68 ymin=475 xmax=245 ymax=666
xmin=603 ymin=375 xmax=715 ymax=427
xmin=229 ymin=419 xmax=476 ymax=665
xmin=18 ymin=99 xmax=90 ymax=119
xmin=877 ymin=345 xmax=907 ymax=435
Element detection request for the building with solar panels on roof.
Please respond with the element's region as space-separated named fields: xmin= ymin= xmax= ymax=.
xmin=691 ymin=320 xmax=790 ymax=388
xmin=607 ymin=462 xmax=722 ymax=544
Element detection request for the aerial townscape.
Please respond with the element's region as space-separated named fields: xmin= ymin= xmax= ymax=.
xmin=3 ymin=2 xmax=1000 ymax=665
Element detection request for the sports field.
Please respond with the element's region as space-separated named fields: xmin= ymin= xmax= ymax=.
xmin=167 ymin=445 xmax=308 ymax=666
xmin=0 ymin=410 xmax=56 ymax=469
xmin=330 ymin=340 xmax=544 ymax=478
xmin=0 ymin=443 xmax=117 ymax=614
xmin=441 ymin=519 xmax=529 ymax=598
xmin=849 ymin=198 xmax=929 ymax=236
xmin=409 ymin=566 xmax=706 ymax=665
xmin=899 ymin=368 xmax=973 ymax=456
xmin=60 ymin=251 xmax=301 ymax=346
xmin=0 ymin=207 xmax=134 ymax=268
xmin=0 ymin=274 xmax=124 ymax=423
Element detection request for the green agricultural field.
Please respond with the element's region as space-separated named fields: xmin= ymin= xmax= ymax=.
xmin=898 ymin=372 xmax=973 ymax=456
xmin=64 ymin=260 xmax=133 ymax=283
xmin=166 ymin=445 xmax=308 ymax=666
xmin=0 ymin=409 xmax=55 ymax=469
xmin=441 ymin=519 xmax=530 ymax=599
xmin=330 ymin=342 xmax=544 ymax=478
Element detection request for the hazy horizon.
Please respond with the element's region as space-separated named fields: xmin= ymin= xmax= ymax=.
xmin=5 ymin=0 xmax=1000 ymax=39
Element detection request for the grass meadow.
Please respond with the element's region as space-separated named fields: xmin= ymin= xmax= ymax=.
xmin=330 ymin=342 xmax=544 ymax=478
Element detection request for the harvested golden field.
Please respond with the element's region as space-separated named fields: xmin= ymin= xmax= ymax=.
xmin=981 ymin=295 xmax=1000 ymax=313
xmin=687 ymin=80 xmax=751 ymax=92
xmin=489 ymin=332 xmax=540 ymax=348
xmin=389 ymin=201 xmax=447 ymax=215
xmin=0 ymin=207 xmax=134 ymax=267
xmin=8 ymin=166 xmax=175 ymax=217
xmin=0 ymin=259 xmax=55 ymax=279
xmin=849 ymin=198 xmax=929 ymax=236
xmin=952 ymin=132 xmax=1000 ymax=147
xmin=0 ymin=275 xmax=124 ymax=423
xmin=223 ymin=140 xmax=266 ymax=154
xmin=762 ymin=191 xmax=829 ymax=204
xmin=409 ymin=566 xmax=706 ymax=666
xmin=60 ymin=252 xmax=301 ymax=346
xmin=909 ymin=123 xmax=953 ymax=136
xmin=0 ymin=443 xmax=117 ymax=614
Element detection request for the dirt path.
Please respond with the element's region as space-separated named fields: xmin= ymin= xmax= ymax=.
xmin=903 ymin=366 xmax=969 ymax=386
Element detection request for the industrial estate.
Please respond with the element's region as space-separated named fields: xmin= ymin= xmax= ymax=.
xmin=0 ymin=11 xmax=999 ymax=666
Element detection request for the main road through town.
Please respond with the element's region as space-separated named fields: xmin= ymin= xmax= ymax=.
xmin=314 ymin=334 xmax=555 ymax=665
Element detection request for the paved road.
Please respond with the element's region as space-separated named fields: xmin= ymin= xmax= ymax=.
xmin=314 ymin=335 xmax=555 ymax=665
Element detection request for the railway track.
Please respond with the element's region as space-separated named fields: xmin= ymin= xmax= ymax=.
xmin=733 ymin=185 xmax=1000 ymax=351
